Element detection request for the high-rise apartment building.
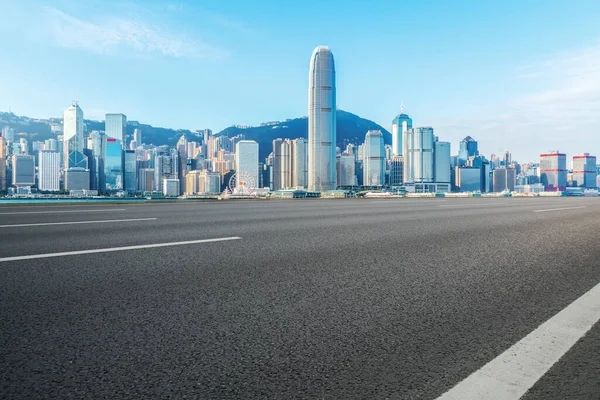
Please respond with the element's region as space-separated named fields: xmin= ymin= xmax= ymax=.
xmin=138 ymin=168 xmax=155 ymax=192
xmin=540 ymin=152 xmax=567 ymax=191
xmin=363 ymin=130 xmax=385 ymax=186
xmin=308 ymin=46 xmax=336 ymax=192
xmin=392 ymin=108 xmax=412 ymax=156
xmin=572 ymin=153 xmax=597 ymax=188
xmin=235 ymin=140 xmax=259 ymax=189
xmin=38 ymin=150 xmax=60 ymax=191
xmin=105 ymin=114 xmax=127 ymax=148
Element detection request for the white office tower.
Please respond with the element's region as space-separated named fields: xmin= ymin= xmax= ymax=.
xmin=134 ymin=128 xmax=142 ymax=146
xmin=308 ymin=46 xmax=336 ymax=192
xmin=292 ymin=138 xmax=308 ymax=188
xmin=392 ymin=107 xmax=413 ymax=156
xmin=105 ymin=113 xmax=127 ymax=148
xmin=363 ymin=130 xmax=385 ymax=186
xmin=38 ymin=150 xmax=60 ymax=191
xmin=404 ymin=127 xmax=434 ymax=183
xmin=337 ymin=153 xmax=356 ymax=186
xmin=434 ymin=140 xmax=451 ymax=184
xmin=235 ymin=140 xmax=259 ymax=189
xmin=63 ymin=102 xmax=86 ymax=169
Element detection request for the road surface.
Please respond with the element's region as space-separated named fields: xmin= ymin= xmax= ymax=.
xmin=1 ymin=197 xmax=599 ymax=399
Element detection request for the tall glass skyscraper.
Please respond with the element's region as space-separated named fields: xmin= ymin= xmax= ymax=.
xmin=308 ymin=46 xmax=336 ymax=192
xmin=404 ymin=127 xmax=434 ymax=183
xmin=63 ymin=102 xmax=86 ymax=169
xmin=458 ymin=136 xmax=478 ymax=166
xmin=392 ymin=108 xmax=412 ymax=156
xmin=363 ymin=130 xmax=385 ymax=186
xmin=104 ymin=137 xmax=123 ymax=191
xmin=105 ymin=113 xmax=127 ymax=148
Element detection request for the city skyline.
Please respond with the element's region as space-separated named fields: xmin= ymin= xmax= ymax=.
xmin=1 ymin=1 xmax=599 ymax=162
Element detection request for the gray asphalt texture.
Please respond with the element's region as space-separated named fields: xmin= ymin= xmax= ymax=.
xmin=1 ymin=197 xmax=599 ymax=399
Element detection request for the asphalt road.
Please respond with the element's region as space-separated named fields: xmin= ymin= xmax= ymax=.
xmin=1 ymin=197 xmax=599 ymax=399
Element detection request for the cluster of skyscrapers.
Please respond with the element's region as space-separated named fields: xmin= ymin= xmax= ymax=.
xmin=1 ymin=45 xmax=598 ymax=197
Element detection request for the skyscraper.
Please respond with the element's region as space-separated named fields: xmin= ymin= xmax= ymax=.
xmin=337 ymin=153 xmax=356 ymax=186
xmin=0 ymin=135 xmax=6 ymax=191
xmin=134 ymin=128 xmax=142 ymax=146
xmin=104 ymin=137 xmax=123 ymax=191
xmin=105 ymin=114 xmax=127 ymax=148
xmin=235 ymin=140 xmax=259 ymax=188
xmin=177 ymin=135 xmax=188 ymax=194
xmin=291 ymin=138 xmax=308 ymax=188
xmin=404 ymin=127 xmax=434 ymax=183
xmin=389 ymin=156 xmax=404 ymax=186
xmin=434 ymin=140 xmax=451 ymax=184
xmin=540 ymin=152 xmax=567 ymax=191
xmin=12 ymin=155 xmax=35 ymax=187
xmin=493 ymin=168 xmax=516 ymax=192
xmin=458 ymin=136 xmax=478 ymax=165
xmin=272 ymin=138 xmax=290 ymax=190
xmin=308 ymin=45 xmax=336 ymax=192
xmin=87 ymin=131 xmax=104 ymax=191
xmin=572 ymin=153 xmax=596 ymax=188
xmin=363 ymin=130 xmax=385 ymax=186
xmin=63 ymin=102 xmax=86 ymax=169
xmin=392 ymin=107 xmax=412 ymax=156
xmin=124 ymin=150 xmax=137 ymax=194
xmin=38 ymin=150 xmax=60 ymax=191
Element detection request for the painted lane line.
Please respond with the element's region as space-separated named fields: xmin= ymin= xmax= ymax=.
xmin=0 ymin=237 xmax=242 ymax=263
xmin=533 ymin=206 xmax=586 ymax=213
xmin=437 ymin=281 xmax=600 ymax=400
xmin=0 ymin=218 xmax=157 ymax=228
xmin=0 ymin=208 xmax=126 ymax=215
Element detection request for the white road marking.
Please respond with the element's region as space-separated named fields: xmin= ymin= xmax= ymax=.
xmin=0 ymin=208 xmax=126 ymax=215
xmin=437 ymin=281 xmax=600 ymax=400
xmin=0 ymin=237 xmax=242 ymax=263
xmin=0 ymin=218 xmax=156 ymax=228
xmin=533 ymin=206 xmax=586 ymax=213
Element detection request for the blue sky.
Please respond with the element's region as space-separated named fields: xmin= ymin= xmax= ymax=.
xmin=1 ymin=0 xmax=599 ymax=161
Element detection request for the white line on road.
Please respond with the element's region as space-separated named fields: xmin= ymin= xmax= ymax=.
xmin=0 ymin=218 xmax=156 ymax=228
xmin=533 ymin=206 xmax=586 ymax=213
xmin=0 ymin=237 xmax=242 ymax=263
xmin=437 ymin=281 xmax=600 ymax=400
xmin=0 ymin=208 xmax=126 ymax=215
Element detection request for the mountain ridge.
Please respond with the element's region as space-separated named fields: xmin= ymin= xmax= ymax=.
xmin=0 ymin=110 xmax=391 ymax=161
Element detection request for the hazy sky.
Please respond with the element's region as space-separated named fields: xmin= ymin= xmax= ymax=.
xmin=1 ymin=0 xmax=599 ymax=161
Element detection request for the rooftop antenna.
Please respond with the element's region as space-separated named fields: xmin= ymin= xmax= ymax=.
xmin=400 ymin=101 xmax=404 ymax=114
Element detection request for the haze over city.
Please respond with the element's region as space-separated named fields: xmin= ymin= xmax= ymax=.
xmin=2 ymin=0 xmax=600 ymax=161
